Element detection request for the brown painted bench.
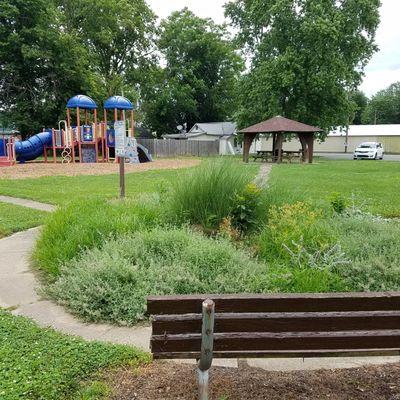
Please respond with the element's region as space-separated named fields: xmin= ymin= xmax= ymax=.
xmin=148 ymin=292 xmax=400 ymax=399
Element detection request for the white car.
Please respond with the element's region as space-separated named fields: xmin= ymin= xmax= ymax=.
xmin=353 ymin=142 xmax=384 ymax=160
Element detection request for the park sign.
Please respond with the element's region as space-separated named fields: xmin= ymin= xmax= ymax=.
xmin=114 ymin=120 xmax=126 ymax=198
xmin=114 ymin=121 xmax=126 ymax=157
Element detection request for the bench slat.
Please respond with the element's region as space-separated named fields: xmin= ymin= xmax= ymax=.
xmin=153 ymin=349 xmax=400 ymax=360
xmin=147 ymin=292 xmax=400 ymax=315
xmin=152 ymin=311 xmax=400 ymax=335
xmin=151 ymin=330 xmax=400 ymax=354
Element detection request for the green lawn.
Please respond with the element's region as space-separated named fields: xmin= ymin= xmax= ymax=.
xmin=0 ymin=203 xmax=47 ymax=238
xmin=0 ymin=309 xmax=148 ymax=400
xmin=268 ymin=159 xmax=400 ymax=217
xmin=0 ymin=169 xmax=184 ymax=206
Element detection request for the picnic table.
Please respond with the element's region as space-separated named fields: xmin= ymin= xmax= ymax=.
xmin=253 ymin=150 xmax=303 ymax=163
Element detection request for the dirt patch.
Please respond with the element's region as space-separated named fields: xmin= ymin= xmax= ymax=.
xmin=109 ymin=361 xmax=400 ymax=400
xmin=0 ymin=158 xmax=200 ymax=180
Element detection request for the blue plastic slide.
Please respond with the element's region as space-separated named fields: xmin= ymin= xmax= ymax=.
xmin=15 ymin=131 xmax=53 ymax=163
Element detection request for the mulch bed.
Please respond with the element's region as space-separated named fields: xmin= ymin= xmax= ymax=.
xmin=0 ymin=158 xmax=200 ymax=179
xmin=109 ymin=361 xmax=400 ymax=400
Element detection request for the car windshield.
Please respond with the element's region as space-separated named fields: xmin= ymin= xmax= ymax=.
xmin=359 ymin=144 xmax=374 ymax=148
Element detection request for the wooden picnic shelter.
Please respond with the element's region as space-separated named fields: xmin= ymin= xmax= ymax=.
xmin=240 ymin=116 xmax=322 ymax=164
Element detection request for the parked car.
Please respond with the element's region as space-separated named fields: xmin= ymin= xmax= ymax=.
xmin=353 ymin=142 xmax=384 ymax=160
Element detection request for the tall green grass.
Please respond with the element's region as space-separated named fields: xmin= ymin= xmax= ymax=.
xmin=34 ymin=197 xmax=161 ymax=277
xmin=0 ymin=203 xmax=47 ymax=238
xmin=167 ymin=158 xmax=256 ymax=231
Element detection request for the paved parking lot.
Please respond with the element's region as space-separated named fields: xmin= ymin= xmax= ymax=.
xmin=316 ymin=153 xmax=400 ymax=161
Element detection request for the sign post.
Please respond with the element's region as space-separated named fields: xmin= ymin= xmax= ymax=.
xmin=114 ymin=121 xmax=126 ymax=199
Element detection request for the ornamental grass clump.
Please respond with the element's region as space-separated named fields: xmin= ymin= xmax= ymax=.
xmin=168 ymin=158 xmax=254 ymax=232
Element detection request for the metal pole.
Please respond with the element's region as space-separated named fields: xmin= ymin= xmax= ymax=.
xmin=119 ymin=156 xmax=125 ymax=199
xmin=197 ymin=299 xmax=215 ymax=400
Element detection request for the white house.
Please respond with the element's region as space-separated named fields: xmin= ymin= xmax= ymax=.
xmin=254 ymin=124 xmax=400 ymax=154
xmin=163 ymin=122 xmax=238 ymax=155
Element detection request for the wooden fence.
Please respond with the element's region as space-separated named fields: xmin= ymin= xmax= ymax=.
xmin=137 ymin=139 xmax=219 ymax=158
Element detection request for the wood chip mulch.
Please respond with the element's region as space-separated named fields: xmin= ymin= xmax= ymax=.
xmin=0 ymin=158 xmax=200 ymax=180
xmin=108 ymin=361 xmax=400 ymax=400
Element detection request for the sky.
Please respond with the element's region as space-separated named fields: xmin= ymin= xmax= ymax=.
xmin=147 ymin=0 xmax=400 ymax=97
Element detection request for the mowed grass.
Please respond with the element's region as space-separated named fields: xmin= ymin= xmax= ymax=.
xmin=267 ymin=159 xmax=400 ymax=217
xmin=0 ymin=309 xmax=148 ymax=400
xmin=0 ymin=203 xmax=47 ymax=238
xmin=0 ymin=169 xmax=186 ymax=206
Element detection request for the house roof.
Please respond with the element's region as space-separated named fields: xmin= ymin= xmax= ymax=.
xmin=162 ymin=133 xmax=189 ymax=139
xmin=189 ymin=122 xmax=236 ymax=137
xmin=330 ymin=124 xmax=400 ymax=137
xmin=240 ymin=116 xmax=322 ymax=134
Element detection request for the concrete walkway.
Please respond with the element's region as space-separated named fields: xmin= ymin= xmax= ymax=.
xmin=1 ymin=193 xmax=400 ymax=371
xmin=254 ymin=163 xmax=272 ymax=187
xmin=0 ymin=195 xmax=56 ymax=212
xmin=0 ymin=228 xmax=151 ymax=351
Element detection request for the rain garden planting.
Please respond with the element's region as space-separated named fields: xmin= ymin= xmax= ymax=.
xmin=33 ymin=159 xmax=400 ymax=326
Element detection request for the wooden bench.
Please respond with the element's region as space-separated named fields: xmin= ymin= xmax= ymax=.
xmin=148 ymin=292 xmax=400 ymax=400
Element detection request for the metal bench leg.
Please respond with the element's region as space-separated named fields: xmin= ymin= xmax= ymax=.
xmin=197 ymin=299 xmax=215 ymax=400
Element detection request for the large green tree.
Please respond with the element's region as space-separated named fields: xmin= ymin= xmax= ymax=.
xmin=58 ymin=0 xmax=157 ymax=97
xmin=349 ymin=90 xmax=369 ymax=125
xmin=362 ymin=82 xmax=400 ymax=124
xmin=225 ymin=0 xmax=381 ymax=133
xmin=141 ymin=9 xmax=243 ymax=136
xmin=0 ymin=0 xmax=90 ymax=136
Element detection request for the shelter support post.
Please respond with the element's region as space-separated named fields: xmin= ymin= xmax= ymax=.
xmin=243 ymin=133 xmax=256 ymax=163
xmin=276 ymin=132 xmax=283 ymax=163
xmin=197 ymin=299 xmax=215 ymax=400
xmin=307 ymin=133 xmax=314 ymax=163
xmin=298 ymin=133 xmax=307 ymax=162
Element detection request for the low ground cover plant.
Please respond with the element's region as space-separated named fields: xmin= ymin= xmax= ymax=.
xmin=45 ymin=227 xmax=269 ymax=325
xmin=0 ymin=309 xmax=148 ymax=400
xmin=334 ymin=216 xmax=400 ymax=291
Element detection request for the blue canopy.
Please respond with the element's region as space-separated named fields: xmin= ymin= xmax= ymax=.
xmin=104 ymin=96 xmax=134 ymax=110
xmin=67 ymin=95 xmax=98 ymax=110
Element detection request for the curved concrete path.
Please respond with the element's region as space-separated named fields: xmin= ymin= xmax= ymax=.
xmin=1 ymin=189 xmax=400 ymax=371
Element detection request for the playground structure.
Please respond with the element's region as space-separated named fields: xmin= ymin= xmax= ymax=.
xmin=0 ymin=95 xmax=152 ymax=166
xmin=0 ymin=133 xmax=16 ymax=166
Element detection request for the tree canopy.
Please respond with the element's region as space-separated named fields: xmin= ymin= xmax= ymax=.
xmin=57 ymin=0 xmax=157 ymax=97
xmin=0 ymin=0 xmax=89 ymax=136
xmin=141 ymin=9 xmax=243 ymax=136
xmin=349 ymin=90 xmax=369 ymax=125
xmin=225 ymin=0 xmax=381 ymax=134
xmin=362 ymin=82 xmax=400 ymax=124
